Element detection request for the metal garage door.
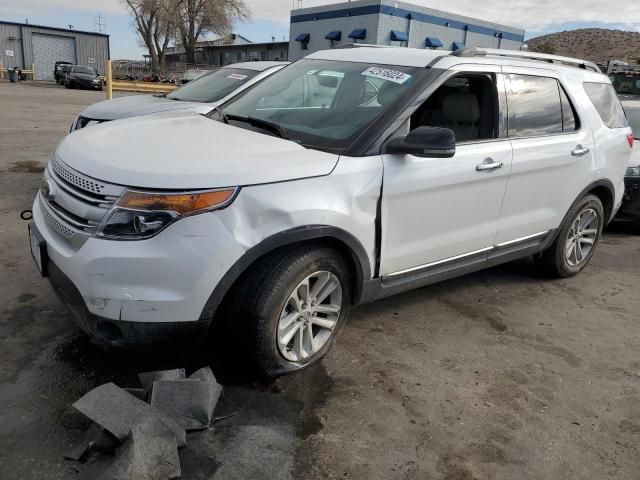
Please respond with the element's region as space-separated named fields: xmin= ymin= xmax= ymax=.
xmin=32 ymin=34 xmax=76 ymax=81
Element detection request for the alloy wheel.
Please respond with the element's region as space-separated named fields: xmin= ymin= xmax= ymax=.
xmin=565 ymin=207 xmax=599 ymax=267
xmin=277 ymin=270 xmax=343 ymax=362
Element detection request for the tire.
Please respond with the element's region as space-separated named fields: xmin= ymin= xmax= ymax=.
xmin=219 ymin=244 xmax=353 ymax=378
xmin=537 ymin=194 xmax=604 ymax=278
xmin=65 ymin=81 xmax=72 ymax=89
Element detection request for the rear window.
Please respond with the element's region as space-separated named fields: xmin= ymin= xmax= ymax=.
xmin=508 ymin=75 xmax=567 ymax=137
xmin=610 ymin=73 xmax=640 ymax=96
xmin=583 ymin=82 xmax=627 ymax=129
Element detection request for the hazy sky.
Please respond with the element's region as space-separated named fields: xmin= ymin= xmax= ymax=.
xmin=1 ymin=0 xmax=639 ymax=59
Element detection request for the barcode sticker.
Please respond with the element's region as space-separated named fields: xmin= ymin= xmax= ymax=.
xmin=227 ymin=73 xmax=248 ymax=80
xmin=362 ymin=67 xmax=412 ymax=84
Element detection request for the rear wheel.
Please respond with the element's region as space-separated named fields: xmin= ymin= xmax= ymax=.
xmin=537 ymin=194 xmax=604 ymax=277
xmin=221 ymin=245 xmax=352 ymax=378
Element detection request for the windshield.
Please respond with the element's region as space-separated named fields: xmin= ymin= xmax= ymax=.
xmin=72 ymin=67 xmax=97 ymax=75
xmin=168 ymin=68 xmax=259 ymax=103
xmin=611 ymin=73 xmax=640 ymax=96
xmin=219 ymin=59 xmax=421 ymax=152
xmin=625 ymin=107 xmax=640 ymax=139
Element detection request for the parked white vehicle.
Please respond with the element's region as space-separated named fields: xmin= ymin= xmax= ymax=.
xmin=70 ymin=61 xmax=289 ymax=130
xmin=616 ymin=98 xmax=640 ymax=225
xmin=31 ymin=47 xmax=632 ymax=377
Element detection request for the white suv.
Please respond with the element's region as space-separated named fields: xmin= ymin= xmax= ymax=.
xmin=30 ymin=47 xmax=632 ymax=377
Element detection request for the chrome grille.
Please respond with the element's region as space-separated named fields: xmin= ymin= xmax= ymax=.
xmin=51 ymin=156 xmax=105 ymax=193
xmin=74 ymin=116 xmax=107 ymax=131
xmin=39 ymin=157 xmax=126 ymax=249
xmin=39 ymin=196 xmax=74 ymax=238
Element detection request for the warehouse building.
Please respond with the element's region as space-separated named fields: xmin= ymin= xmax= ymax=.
xmin=165 ymin=34 xmax=289 ymax=67
xmin=0 ymin=21 xmax=109 ymax=80
xmin=289 ymin=0 xmax=525 ymax=61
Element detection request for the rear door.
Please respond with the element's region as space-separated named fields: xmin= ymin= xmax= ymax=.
xmin=495 ymin=68 xmax=595 ymax=244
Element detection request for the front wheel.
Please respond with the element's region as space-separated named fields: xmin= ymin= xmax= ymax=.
xmin=537 ymin=194 xmax=604 ymax=277
xmin=225 ymin=245 xmax=352 ymax=378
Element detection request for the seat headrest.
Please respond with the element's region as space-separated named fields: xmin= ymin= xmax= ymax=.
xmin=442 ymin=92 xmax=480 ymax=123
xmin=377 ymin=82 xmax=403 ymax=107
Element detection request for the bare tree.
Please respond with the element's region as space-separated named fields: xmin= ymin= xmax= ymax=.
xmin=175 ymin=0 xmax=249 ymax=64
xmin=124 ymin=0 xmax=175 ymax=72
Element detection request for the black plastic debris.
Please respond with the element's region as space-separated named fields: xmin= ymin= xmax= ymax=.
xmin=138 ymin=369 xmax=186 ymax=392
xmin=149 ymin=368 xmax=223 ymax=431
xmin=73 ymin=382 xmax=186 ymax=447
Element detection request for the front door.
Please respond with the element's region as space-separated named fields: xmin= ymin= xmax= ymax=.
xmin=380 ymin=67 xmax=512 ymax=275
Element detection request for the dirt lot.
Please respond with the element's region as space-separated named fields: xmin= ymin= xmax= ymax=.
xmin=1 ymin=81 xmax=639 ymax=480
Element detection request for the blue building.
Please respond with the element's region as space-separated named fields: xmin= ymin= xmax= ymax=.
xmin=288 ymin=0 xmax=525 ymax=61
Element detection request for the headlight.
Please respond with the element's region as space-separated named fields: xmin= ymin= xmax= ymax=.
xmin=95 ymin=188 xmax=237 ymax=240
xmin=627 ymin=166 xmax=640 ymax=177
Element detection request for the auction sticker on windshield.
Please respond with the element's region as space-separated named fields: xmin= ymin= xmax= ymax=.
xmin=227 ymin=73 xmax=248 ymax=80
xmin=362 ymin=67 xmax=412 ymax=84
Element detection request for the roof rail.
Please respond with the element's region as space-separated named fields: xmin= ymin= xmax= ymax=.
xmin=452 ymin=47 xmax=602 ymax=73
xmin=332 ymin=43 xmax=395 ymax=49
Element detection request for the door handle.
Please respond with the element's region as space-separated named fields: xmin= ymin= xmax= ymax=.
xmin=571 ymin=146 xmax=590 ymax=157
xmin=476 ymin=160 xmax=504 ymax=172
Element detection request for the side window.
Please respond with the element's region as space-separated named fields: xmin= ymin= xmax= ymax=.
xmin=559 ymin=85 xmax=579 ymax=132
xmin=583 ymin=82 xmax=627 ymax=129
xmin=410 ymin=74 xmax=498 ymax=143
xmin=508 ymin=74 xmax=563 ymax=137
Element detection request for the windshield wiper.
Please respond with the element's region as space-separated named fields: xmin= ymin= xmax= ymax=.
xmin=226 ymin=114 xmax=290 ymax=140
xmin=213 ymin=106 xmax=229 ymax=124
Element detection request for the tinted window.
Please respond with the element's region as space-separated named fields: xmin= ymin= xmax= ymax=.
xmin=625 ymin=106 xmax=640 ymax=139
xmin=559 ymin=85 xmax=579 ymax=132
xmin=509 ymin=75 xmax=563 ymax=137
xmin=72 ymin=67 xmax=97 ymax=75
xmin=584 ymin=82 xmax=627 ymax=129
xmin=610 ymin=73 xmax=640 ymax=96
xmin=167 ymin=68 xmax=259 ymax=103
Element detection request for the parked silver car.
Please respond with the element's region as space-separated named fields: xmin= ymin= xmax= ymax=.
xmin=71 ymin=61 xmax=289 ymax=130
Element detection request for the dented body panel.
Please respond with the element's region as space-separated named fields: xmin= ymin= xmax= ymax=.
xmin=32 ymin=154 xmax=382 ymax=325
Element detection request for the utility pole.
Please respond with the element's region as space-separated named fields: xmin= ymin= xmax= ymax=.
xmin=95 ymin=12 xmax=106 ymax=34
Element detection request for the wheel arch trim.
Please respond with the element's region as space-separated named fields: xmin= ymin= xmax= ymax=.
xmin=199 ymin=225 xmax=372 ymax=321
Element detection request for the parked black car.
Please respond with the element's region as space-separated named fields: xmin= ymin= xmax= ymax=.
xmin=54 ymin=61 xmax=73 ymax=84
xmin=65 ymin=66 xmax=103 ymax=91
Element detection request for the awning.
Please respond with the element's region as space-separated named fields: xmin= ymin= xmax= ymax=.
xmin=390 ymin=31 xmax=409 ymax=42
xmin=295 ymin=33 xmax=310 ymax=42
xmin=425 ymin=37 xmax=443 ymax=48
xmin=452 ymin=42 xmax=466 ymax=50
xmin=348 ymin=29 xmax=367 ymax=40
xmin=325 ymin=31 xmax=342 ymax=41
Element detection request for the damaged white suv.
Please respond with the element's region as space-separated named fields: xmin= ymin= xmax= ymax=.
xmin=30 ymin=47 xmax=631 ymax=377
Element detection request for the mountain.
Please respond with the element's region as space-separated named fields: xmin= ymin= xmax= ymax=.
xmin=526 ymin=28 xmax=640 ymax=65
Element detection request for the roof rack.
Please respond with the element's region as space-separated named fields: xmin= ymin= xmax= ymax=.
xmin=333 ymin=43 xmax=395 ymax=49
xmin=452 ymin=47 xmax=601 ymax=73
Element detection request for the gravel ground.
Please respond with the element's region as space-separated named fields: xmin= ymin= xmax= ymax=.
xmin=1 ymin=81 xmax=639 ymax=479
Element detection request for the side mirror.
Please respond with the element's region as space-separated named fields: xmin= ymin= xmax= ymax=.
xmin=386 ymin=126 xmax=456 ymax=158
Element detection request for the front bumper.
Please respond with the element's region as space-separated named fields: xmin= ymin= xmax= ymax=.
xmin=618 ymin=176 xmax=640 ymax=221
xmin=32 ymin=193 xmax=246 ymax=346
xmin=48 ymin=260 xmax=209 ymax=349
xmin=72 ymin=79 xmax=103 ymax=90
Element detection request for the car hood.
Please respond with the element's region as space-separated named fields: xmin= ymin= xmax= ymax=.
xmin=57 ymin=111 xmax=339 ymax=189
xmin=80 ymin=95 xmax=210 ymax=121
